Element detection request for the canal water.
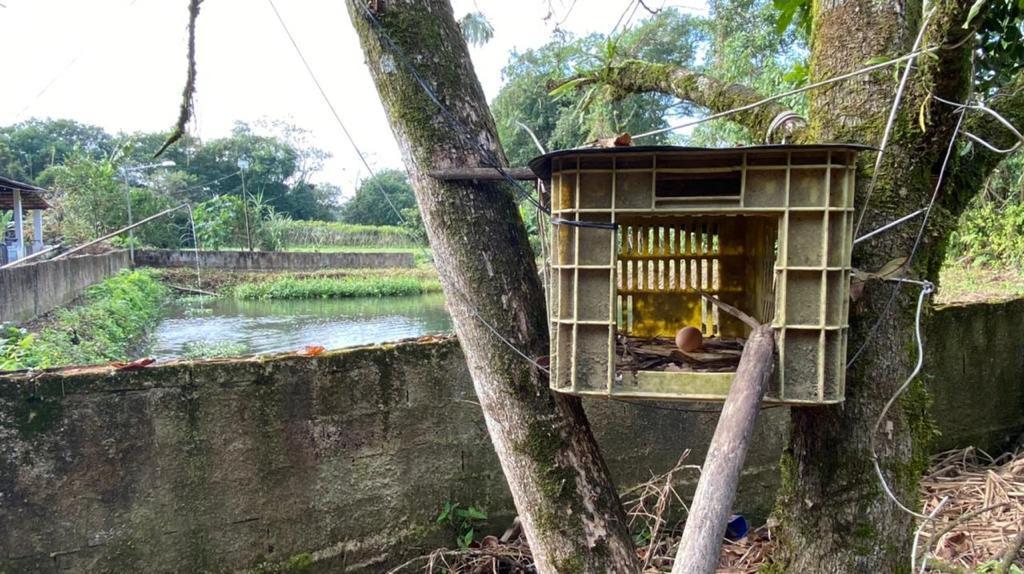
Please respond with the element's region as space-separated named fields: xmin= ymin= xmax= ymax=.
xmin=147 ymin=293 xmax=452 ymax=360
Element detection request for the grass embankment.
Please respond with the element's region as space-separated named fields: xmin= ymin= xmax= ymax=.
xmin=0 ymin=269 xmax=167 ymax=370
xmin=232 ymin=273 xmax=442 ymax=300
xmin=938 ymin=202 xmax=1024 ymax=304
xmin=156 ymin=267 xmax=441 ymax=298
xmin=937 ymin=263 xmax=1024 ymax=305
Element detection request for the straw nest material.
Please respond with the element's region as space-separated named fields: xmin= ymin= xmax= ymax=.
xmin=387 ymin=447 xmax=1023 ymax=573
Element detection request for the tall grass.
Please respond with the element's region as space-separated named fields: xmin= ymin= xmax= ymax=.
xmin=233 ymin=274 xmax=442 ymax=300
xmin=0 ymin=270 xmax=168 ymax=370
xmin=275 ymin=220 xmax=421 ymax=249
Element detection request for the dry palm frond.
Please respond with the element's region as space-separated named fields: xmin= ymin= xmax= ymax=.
xmin=917 ymin=447 xmax=1024 ymax=572
xmin=395 ymin=447 xmax=1023 ymax=573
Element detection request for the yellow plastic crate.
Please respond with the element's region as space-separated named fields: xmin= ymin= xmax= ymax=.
xmin=530 ymin=144 xmax=868 ymax=405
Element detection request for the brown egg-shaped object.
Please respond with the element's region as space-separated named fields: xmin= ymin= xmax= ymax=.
xmin=675 ymin=326 xmax=703 ymax=352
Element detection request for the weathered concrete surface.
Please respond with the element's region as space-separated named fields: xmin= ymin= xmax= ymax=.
xmin=0 ymin=339 xmax=784 ymax=573
xmin=925 ymin=298 xmax=1024 ymax=451
xmin=0 ymin=251 xmax=130 ymax=324
xmin=135 ymin=249 xmax=414 ymax=271
xmin=0 ymin=298 xmax=1020 ymax=573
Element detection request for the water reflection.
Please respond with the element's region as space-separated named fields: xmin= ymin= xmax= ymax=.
xmin=147 ymin=293 xmax=452 ymax=359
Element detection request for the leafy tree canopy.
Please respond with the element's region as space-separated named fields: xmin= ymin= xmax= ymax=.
xmin=338 ymin=168 xmax=416 ymax=227
xmin=1 ymin=118 xmax=339 ymax=221
xmin=491 ymin=8 xmax=707 ymax=167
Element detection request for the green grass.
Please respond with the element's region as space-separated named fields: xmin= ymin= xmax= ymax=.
xmin=936 ymin=262 xmax=1024 ymax=305
xmin=232 ymin=274 xmax=442 ymax=300
xmin=0 ymin=269 xmax=168 ymax=370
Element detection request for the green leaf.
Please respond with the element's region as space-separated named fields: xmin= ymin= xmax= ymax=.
xmin=964 ymin=0 xmax=987 ymax=28
xmin=436 ymin=502 xmax=454 ymax=524
xmin=876 ymin=256 xmax=910 ymax=279
xmin=548 ymin=77 xmax=589 ymax=99
xmin=464 ymin=506 xmax=487 ymax=520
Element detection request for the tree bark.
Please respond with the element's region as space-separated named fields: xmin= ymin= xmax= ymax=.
xmin=772 ymin=2 xmax=980 ymax=572
xmin=344 ymin=1 xmax=638 ymax=572
xmin=672 ymin=324 xmax=775 ymax=574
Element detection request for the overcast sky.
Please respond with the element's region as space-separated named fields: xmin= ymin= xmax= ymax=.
xmin=0 ymin=0 xmax=707 ymax=195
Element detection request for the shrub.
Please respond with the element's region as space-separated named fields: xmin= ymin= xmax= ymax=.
xmin=947 ymin=203 xmax=1024 ymax=268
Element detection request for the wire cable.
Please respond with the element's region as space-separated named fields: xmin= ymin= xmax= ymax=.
xmin=869 ymin=279 xmax=935 ymax=520
xmin=271 ymin=0 xmax=551 ymax=375
xmin=266 ymin=0 xmax=406 ymax=223
xmin=350 ymin=0 xmax=617 ymax=231
xmin=846 ymin=107 xmax=967 ymax=368
xmin=14 ymin=0 xmax=142 ymax=119
xmin=853 ymin=7 xmax=937 ymax=239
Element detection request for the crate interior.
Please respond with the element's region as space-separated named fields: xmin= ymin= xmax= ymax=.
xmin=613 ymin=215 xmax=777 ymax=380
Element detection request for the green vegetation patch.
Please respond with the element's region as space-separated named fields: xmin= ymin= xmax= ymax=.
xmin=276 ymin=220 xmax=420 ymax=249
xmin=232 ymin=273 xmax=442 ymax=300
xmin=0 ymin=269 xmax=168 ymax=370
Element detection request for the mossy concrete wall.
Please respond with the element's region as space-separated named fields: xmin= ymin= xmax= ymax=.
xmin=0 ymin=299 xmax=1020 ymax=573
xmin=0 ymin=251 xmax=130 ymax=324
xmin=924 ymin=298 xmax=1024 ymax=450
xmin=134 ymin=249 xmax=414 ymax=271
xmin=0 ymin=339 xmax=785 ymax=573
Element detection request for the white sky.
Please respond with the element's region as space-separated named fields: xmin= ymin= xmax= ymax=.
xmin=0 ymin=0 xmax=707 ymax=195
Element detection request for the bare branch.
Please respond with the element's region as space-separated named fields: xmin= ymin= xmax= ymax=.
xmin=700 ymin=292 xmax=760 ymax=330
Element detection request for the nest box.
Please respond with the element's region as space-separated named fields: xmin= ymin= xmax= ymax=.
xmin=529 ymin=144 xmax=868 ymax=405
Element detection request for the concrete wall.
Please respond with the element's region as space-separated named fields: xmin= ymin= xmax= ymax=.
xmin=925 ymin=298 xmax=1024 ymax=450
xmin=0 ymin=299 xmax=1021 ymax=573
xmin=0 ymin=339 xmax=787 ymax=573
xmin=135 ymin=249 xmax=414 ymax=271
xmin=0 ymin=251 xmax=130 ymax=324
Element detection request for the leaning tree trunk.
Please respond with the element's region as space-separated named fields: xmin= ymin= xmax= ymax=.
xmin=345 ymin=1 xmax=638 ymax=571
xmin=771 ymin=2 xmax=977 ymax=572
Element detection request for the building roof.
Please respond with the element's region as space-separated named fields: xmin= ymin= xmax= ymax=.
xmin=527 ymin=143 xmax=874 ymax=179
xmin=0 ymin=175 xmax=51 ymax=210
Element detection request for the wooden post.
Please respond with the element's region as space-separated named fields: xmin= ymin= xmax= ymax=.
xmin=672 ymin=295 xmax=776 ymax=574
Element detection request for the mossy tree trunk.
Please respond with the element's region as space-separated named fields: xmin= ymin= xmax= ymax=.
xmin=582 ymin=0 xmax=1024 ymax=571
xmin=345 ymin=1 xmax=638 ymax=572
xmin=773 ymin=3 xmax=977 ymax=571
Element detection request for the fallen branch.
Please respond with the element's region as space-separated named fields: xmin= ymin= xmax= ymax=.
xmin=671 ymin=314 xmax=776 ymax=574
xmin=166 ymin=284 xmax=218 ymax=297
xmin=700 ymin=292 xmax=759 ymax=330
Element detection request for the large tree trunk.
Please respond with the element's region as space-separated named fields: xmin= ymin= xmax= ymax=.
xmin=344 ymin=1 xmax=638 ymax=571
xmin=771 ymin=2 xmax=976 ymax=572
xmin=571 ymin=1 xmax=1024 ymax=570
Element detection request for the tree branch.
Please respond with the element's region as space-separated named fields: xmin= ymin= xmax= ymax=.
xmin=567 ymin=60 xmax=803 ymax=140
xmin=943 ymin=70 xmax=1024 ymax=216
